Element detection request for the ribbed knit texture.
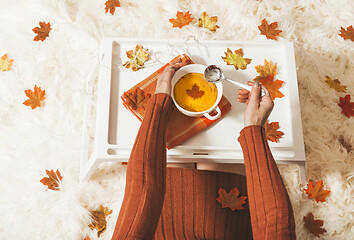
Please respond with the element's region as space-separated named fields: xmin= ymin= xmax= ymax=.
xmin=153 ymin=168 xmax=252 ymax=240
xmin=238 ymin=125 xmax=296 ymax=240
xmin=112 ymin=93 xmax=173 ymax=240
xmin=112 ymin=93 xmax=296 ymax=240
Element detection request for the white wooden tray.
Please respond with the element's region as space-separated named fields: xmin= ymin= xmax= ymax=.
xmin=80 ymin=37 xmax=306 ymax=183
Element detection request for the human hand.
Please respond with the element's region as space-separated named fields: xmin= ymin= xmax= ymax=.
xmin=155 ymin=58 xmax=188 ymax=94
xmin=237 ymin=81 xmax=274 ymax=127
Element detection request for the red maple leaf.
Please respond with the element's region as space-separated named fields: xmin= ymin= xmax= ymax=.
xmin=338 ymin=94 xmax=354 ymax=118
xmin=339 ymin=25 xmax=354 ymax=41
xmin=264 ymin=121 xmax=284 ymax=143
xmin=304 ymin=180 xmax=331 ymax=203
xmin=304 ymin=212 xmax=327 ymax=237
xmin=216 ymin=187 xmax=247 ymax=211
xmin=32 ymin=22 xmax=51 ymax=42
xmin=258 ymin=19 xmax=282 ymax=40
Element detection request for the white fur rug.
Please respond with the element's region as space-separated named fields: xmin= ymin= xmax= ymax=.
xmin=0 ymin=0 xmax=353 ymax=239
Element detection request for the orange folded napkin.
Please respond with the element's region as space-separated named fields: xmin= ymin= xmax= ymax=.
xmin=121 ymin=54 xmax=231 ymax=149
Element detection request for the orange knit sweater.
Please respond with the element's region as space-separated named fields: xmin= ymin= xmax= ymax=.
xmin=112 ymin=93 xmax=296 ymax=240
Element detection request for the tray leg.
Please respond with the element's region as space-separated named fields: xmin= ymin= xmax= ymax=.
xmin=80 ymin=156 xmax=100 ymax=183
xmin=298 ymin=161 xmax=307 ymax=184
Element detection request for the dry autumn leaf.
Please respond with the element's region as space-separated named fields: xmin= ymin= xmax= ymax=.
xmin=122 ymin=87 xmax=151 ymax=110
xmin=254 ymin=59 xmax=277 ymax=79
xmin=89 ymin=205 xmax=112 ymax=237
xmin=338 ymin=94 xmax=354 ymax=118
xmin=186 ymin=83 xmax=205 ymax=100
xmin=198 ymin=12 xmax=220 ymax=32
xmin=222 ymin=48 xmax=252 ymax=70
xmin=264 ymin=121 xmax=284 ymax=143
xmin=339 ymin=25 xmax=354 ymax=41
xmin=105 ymin=0 xmax=120 ymax=15
xmin=304 ymin=212 xmax=327 ymax=237
xmin=325 ymin=76 xmax=347 ymax=93
xmin=23 ymin=85 xmax=46 ymax=109
xmin=40 ymin=169 xmax=63 ymax=191
xmin=0 ymin=54 xmax=14 ymax=72
xmin=304 ymin=180 xmax=331 ymax=203
xmin=169 ymin=11 xmax=193 ymax=29
xmin=256 ymin=75 xmax=284 ymax=100
xmin=216 ymin=187 xmax=247 ymax=211
xmin=33 ymin=21 xmax=51 ymax=42
xmin=123 ymin=44 xmax=149 ymax=71
xmin=258 ymin=19 xmax=282 ymax=40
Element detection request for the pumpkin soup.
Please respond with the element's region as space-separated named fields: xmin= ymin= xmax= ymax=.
xmin=174 ymin=73 xmax=217 ymax=112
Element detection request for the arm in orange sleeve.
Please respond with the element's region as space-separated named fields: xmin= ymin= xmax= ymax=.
xmin=238 ymin=125 xmax=296 ymax=240
xmin=112 ymin=93 xmax=173 ymax=240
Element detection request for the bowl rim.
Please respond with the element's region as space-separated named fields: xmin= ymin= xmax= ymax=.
xmin=171 ymin=64 xmax=223 ymax=115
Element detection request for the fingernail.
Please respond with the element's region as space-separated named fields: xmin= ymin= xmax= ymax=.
xmin=254 ymin=81 xmax=259 ymax=87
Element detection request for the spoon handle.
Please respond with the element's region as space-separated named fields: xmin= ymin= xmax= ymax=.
xmin=224 ymin=78 xmax=266 ymax=97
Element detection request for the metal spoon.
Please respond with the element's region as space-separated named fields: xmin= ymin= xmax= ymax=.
xmin=204 ymin=65 xmax=265 ymax=97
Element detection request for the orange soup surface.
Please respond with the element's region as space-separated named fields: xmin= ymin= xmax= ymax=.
xmin=174 ymin=73 xmax=217 ymax=112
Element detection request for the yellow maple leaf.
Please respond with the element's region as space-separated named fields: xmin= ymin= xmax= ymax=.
xmin=325 ymin=76 xmax=346 ymax=93
xmin=123 ymin=44 xmax=149 ymax=71
xmin=0 ymin=54 xmax=14 ymax=72
xmin=254 ymin=59 xmax=277 ymax=78
xmin=88 ymin=205 xmax=112 ymax=237
xmin=222 ymin=48 xmax=252 ymax=70
xmin=198 ymin=12 xmax=219 ymax=32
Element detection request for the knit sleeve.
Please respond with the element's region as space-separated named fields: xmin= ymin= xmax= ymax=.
xmin=112 ymin=93 xmax=173 ymax=240
xmin=238 ymin=125 xmax=296 ymax=240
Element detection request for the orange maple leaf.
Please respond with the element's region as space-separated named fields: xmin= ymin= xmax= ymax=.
xmin=40 ymin=169 xmax=63 ymax=191
xmin=339 ymin=25 xmax=354 ymax=41
xmin=256 ymin=74 xmax=284 ymax=100
xmin=304 ymin=180 xmax=331 ymax=203
xmin=23 ymin=85 xmax=46 ymax=109
xmin=198 ymin=12 xmax=220 ymax=32
xmin=89 ymin=205 xmax=112 ymax=237
xmin=304 ymin=212 xmax=327 ymax=237
xmin=216 ymin=187 xmax=247 ymax=211
xmin=264 ymin=121 xmax=284 ymax=143
xmin=33 ymin=22 xmax=51 ymax=42
xmin=338 ymin=94 xmax=354 ymax=118
xmin=0 ymin=54 xmax=14 ymax=72
xmin=169 ymin=11 xmax=193 ymax=29
xmin=105 ymin=0 xmax=120 ymax=15
xmin=222 ymin=48 xmax=252 ymax=70
xmin=122 ymin=87 xmax=151 ymax=110
xmin=258 ymin=19 xmax=282 ymax=40
xmin=186 ymin=83 xmax=204 ymax=100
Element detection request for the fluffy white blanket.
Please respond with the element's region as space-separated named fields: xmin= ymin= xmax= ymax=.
xmin=0 ymin=0 xmax=353 ymax=239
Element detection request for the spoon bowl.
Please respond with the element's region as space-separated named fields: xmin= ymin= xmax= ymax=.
xmin=204 ymin=65 xmax=265 ymax=96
